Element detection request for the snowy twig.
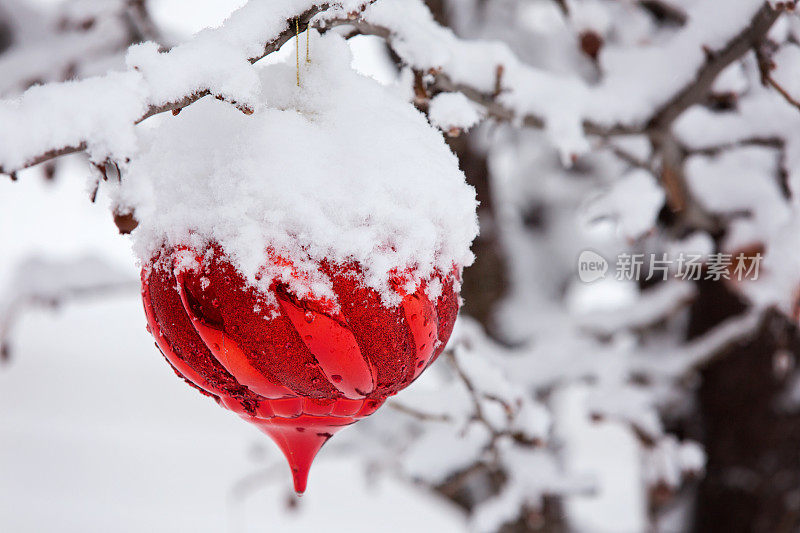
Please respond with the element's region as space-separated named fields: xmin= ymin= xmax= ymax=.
xmin=755 ymin=40 xmax=800 ymax=113
xmin=633 ymin=307 xmax=766 ymax=379
xmin=445 ymin=351 xmax=542 ymax=448
xmin=446 ymin=350 xmax=489 ymax=425
xmin=344 ymin=1 xmax=782 ymax=141
xmin=683 ymin=136 xmax=784 ymax=156
xmin=339 ymin=18 xmax=635 ymax=138
xmin=388 ymin=401 xmax=453 ymax=423
xmin=0 ymin=1 xmax=782 ymax=177
xmin=680 ymin=308 xmax=770 ymax=374
xmin=647 ymin=2 xmax=781 ymax=129
xmin=604 ymin=142 xmax=656 ymax=173
xmin=123 ymin=0 xmax=166 ymax=45
xmin=0 ymin=256 xmax=137 ymax=362
xmin=639 ymin=0 xmax=689 ymax=26
xmin=0 ymin=1 xmax=146 ymax=97
xmin=0 ymin=1 xmax=375 ymax=176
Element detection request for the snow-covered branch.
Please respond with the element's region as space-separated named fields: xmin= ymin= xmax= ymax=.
xmin=755 ymin=38 xmax=800 ymax=113
xmin=0 ymin=256 xmax=136 ymax=361
xmin=646 ymin=1 xmax=781 ymax=129
xmin=348 ymin=0 xmax=784 ymax=152
xmin=0 ymin=0 xmax=375 ymax=176
xmin=0 ymin=0 xmax=151 ymax=97
xmin=1 ymin=0 xmax=786 ymax=177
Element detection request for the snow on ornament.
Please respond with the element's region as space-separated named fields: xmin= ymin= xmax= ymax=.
xmin=127 ymin=33 xmax=478 ymax=493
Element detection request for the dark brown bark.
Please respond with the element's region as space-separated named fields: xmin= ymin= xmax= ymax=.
xmin=498 ymin=497 xmax=568 ymax=533
xmin=648 ymin=3 xmax=780 ymax=130
xmin=0 ymin=20 xmax=12 ymax=55
xmin=423 ymin=0 xmax=448 ymax=25
xmin=688 ymin=281 xmax=800 ymax=533
xmin=420 ymin=0 xmax=509 ymax=333
xmin=446 ymin=134 xmax=508 ymax=334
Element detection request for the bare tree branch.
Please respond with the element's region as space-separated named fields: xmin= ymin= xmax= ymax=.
xmin=755 ymin=39 xmax=800 ymax=113
xmin=639 ymin=0 xmax=688 ymax=26
xmin=343 ymin=3 xmax=781 ymax=140
xmin=2 ymin=1 xmax=782 ymax=178
xmin=2 ymin=2 xmax=372 ymax=176
xmin=0 ymin=256 xmax=137 ymax=362
xmin=648 ymin=2 xmax=781 ymax=129
xmin=123 ymin=0 xmax=165 ymax=45
xmin=388 ymin=401 xmax=453 ymax=422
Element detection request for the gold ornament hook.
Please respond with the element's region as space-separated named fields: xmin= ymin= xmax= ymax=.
xmin=306 ymin=22 xmax=311 ymax=63
xmin=295 ymin=18 xmax=300 ymax=87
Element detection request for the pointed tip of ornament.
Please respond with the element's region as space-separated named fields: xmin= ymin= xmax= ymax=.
xmin=291 ymin=466 xmax=310 ymax=495
xmin=254 ymin=414 xmax=354 ymax=496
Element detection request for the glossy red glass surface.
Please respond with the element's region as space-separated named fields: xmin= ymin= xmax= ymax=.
xmin=141 ymin=246 xmax=459 ymax=493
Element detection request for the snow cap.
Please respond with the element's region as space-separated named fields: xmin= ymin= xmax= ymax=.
xmin=122 ymin=33 xmax=478 ymax=307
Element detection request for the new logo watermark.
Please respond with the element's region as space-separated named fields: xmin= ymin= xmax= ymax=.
xmin=577 ymin=251 xmax=762 ymax=283
xmin=577 ymin=250 xmax=609 ymax=283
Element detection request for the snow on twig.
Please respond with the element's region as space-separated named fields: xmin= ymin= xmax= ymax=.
xmin=0 ymin=0 xmax=786 ymax=176
xmin=0 ymin=0 xmax=376 ymax=175
xmin=0 ymin=256 xmax=137 ymax=361
xmin=351 ymin=0 xmax=783 ymax=152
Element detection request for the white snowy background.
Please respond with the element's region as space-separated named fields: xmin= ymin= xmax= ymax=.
xmin=2 ymin=0 xmax=800 ymax=532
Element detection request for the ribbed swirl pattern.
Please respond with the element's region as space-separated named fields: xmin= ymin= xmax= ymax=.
xmin=140 ymin=246 xmax=460 ymax=423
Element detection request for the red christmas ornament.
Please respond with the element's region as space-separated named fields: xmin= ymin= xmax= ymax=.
xmin=141 ymin=245 xmax=460 ymax=493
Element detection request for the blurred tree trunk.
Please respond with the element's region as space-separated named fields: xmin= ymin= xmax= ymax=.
xmin=0 ymin=12 xmax=13 ymax=55
xmin=422 ymin=0 xmax=509 ymax=333
xmin=688 ymin=281 xmax=800 ymax=532
xmin=446 ymin=134 xmax=509 ymax=334
xmin=425 ymin=2 xmax=800 ymax=532
xmin=425 ymin=3 xmax=563 ymax=531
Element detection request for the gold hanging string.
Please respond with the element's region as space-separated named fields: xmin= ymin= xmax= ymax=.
xmin=306 ymin=22 xmax=311 ymax=63
xmin=295 ymin=18 xmax=300 ymax=87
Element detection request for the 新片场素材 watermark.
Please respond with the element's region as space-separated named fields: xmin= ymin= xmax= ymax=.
xmin=577 ymin=251 xmax=761 ymax=283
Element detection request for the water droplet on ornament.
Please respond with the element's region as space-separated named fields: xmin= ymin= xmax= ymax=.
xmin=279 ymin=295 xmax=374 ymax=399
xmin=402 ymin=291 xmax=438 ymax=380
xmin=176 ymin=281 xmax=292 ymax=398
xmin=331 ymin=374 xmax=342 ymax=383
